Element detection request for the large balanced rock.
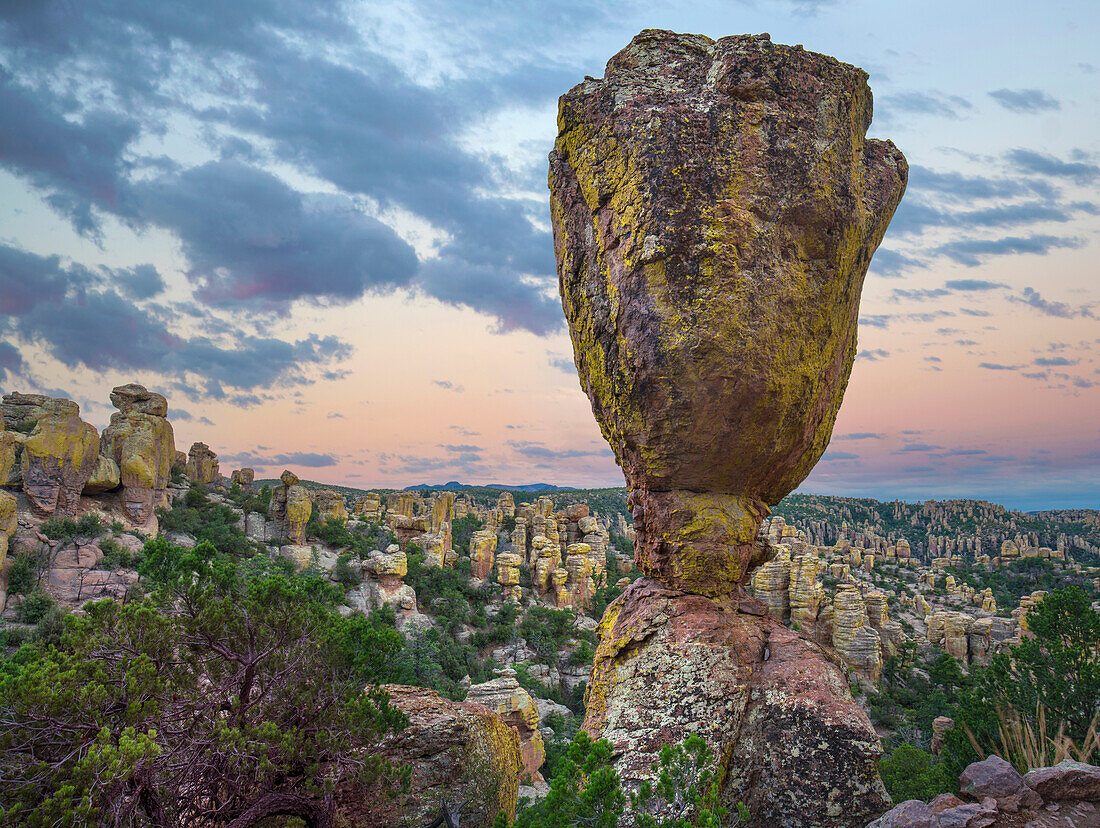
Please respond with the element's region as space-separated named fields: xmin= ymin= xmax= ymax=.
xmin=185 ymin=442 xmax=219 ymax=486
xmin=550 ymin=29 xmax=905 ymax=827
xmin=338 ymin=685 xmax=521 ymax=827
xmin=1 ymin=392 xmax=50 ymax=430
xmin=20 ymin=398 xmax=100 ymax=516
xmin=549 ymin=29 xmax=906 ymax=595
xmin=466 ymin=669 xmax=546 ymax=782
xmin=98 ymin=384 xmax=174 ymax=521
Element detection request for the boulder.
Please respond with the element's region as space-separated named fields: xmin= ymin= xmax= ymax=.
xmin=82 ymin=454 xmax=121 ymax=495
xmin=1025 ymin=760 xmax=1100 ymax=802
xmin=549 ymin=29 xmax=906 ymax=595
xmin=832 ymin=583 xmax=882 ymax=681
xmin=338 ymin=685 xmax=521 ymax=827
xmin=864 ymin=800 xmax=937 ymax=828
xmin=20 ymin=398 xmax=100 ymax=516
xmin=1 ymin=392 xmax=50 ymax=430
xmin=466 ymin=670 xmax=546 ymax=781
xmin=584 ymin=579 xmax=890 ymax=827
xmin=751 ymin=544 xmax=791 ymax=622
xmin=229 ymin=467 xmax=255 ymax=488
xmin=185 ymin=442 xmax=219 ymax=486
xmin=0 ymin=425 xmax=24 ymax=487
xmin=959 ymin=755 xmax=1042 ymax=812
xmin=313 ymin=489 xmax=348 ymax=527
xmin=99 ymin=385 xmax=175 ymax=523
xmin=0 ymin=489 xmax=17 ymax=568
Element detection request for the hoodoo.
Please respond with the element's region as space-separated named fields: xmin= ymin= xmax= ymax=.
xmin=549 ymin=29 xmax=907 ymax=827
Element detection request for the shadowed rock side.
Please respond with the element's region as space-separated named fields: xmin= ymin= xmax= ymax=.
xmin=549 ymin=29 xmax=906 ymax=827
xmin=20 ymin=398 xmax=100 ymax=517
xmin=549 ymin=29 xmax=907 ymax=595
xmin=99 ymin=384 xmax=175 ymax=524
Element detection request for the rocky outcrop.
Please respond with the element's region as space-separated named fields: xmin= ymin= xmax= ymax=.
xmin=185 ymin=442 xmax=219 ymax=486
xmin=339 ymin=685 xmax=522 ymax=827
xmin=471 ymin=528 xmax=497 ymax=581
xmin=0 ymin=421 xmax=24 ymax=488
xmin=270 ymin=470 xmax=312 ymax=547
xmin=466 ymin=669 xmax=546 ymax=782
xmin=1 ymin=392 xmax=50 ymax=430
xmin=831 ymin=583 xmax=883 ymax=682
xmin=230 ymin=467 xmax=254 ymax=488
xmin=751 ymin=544 xmax=791 ymax=622
xmin=98 ymin=384 xmax=174 ymax=523
xmin=83 ymin=454 xmax=121 ymax=495
xmin=20 ymin=398 xmax=100 ymax=516
xmin=551 ymin=29 xmax=905 ymax=825
xmin=586 ymin=580 xmax=890 ymax=827
xmin=868 ymin=756 xmax=1100 ymax=827
xmin=313 ymin=489 xmax=348 ymax=527
xmin=0 ymin=489 xmax=16 ymax=568
xmin=361 ymin=546 xmax=417 ymax=614
xmin=354 ymin=492 xmax=382 ymax=521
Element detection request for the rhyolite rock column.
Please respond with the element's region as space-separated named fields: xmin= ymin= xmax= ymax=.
xmin=99 ymin=384 xmax=175 ymax=523
xmin=20 ymin=398 xmax=100 ymax=516
xmin=549 ymin=29 xmax=906 ymax=827
xmin=550 ymin=29 xmax=906 ymax=597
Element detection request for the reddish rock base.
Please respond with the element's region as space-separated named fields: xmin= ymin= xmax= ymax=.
xmin=584 ymin=579 xmax=890 ymax=828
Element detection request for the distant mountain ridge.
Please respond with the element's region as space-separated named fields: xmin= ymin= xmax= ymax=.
xmin=403 ymin=481 xmax=575 ymax=492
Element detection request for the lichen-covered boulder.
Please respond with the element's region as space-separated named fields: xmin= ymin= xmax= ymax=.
xmin=549 ymin=29 xmax=906 ymax=596
xmin=338 ymin=685 xmax=521 ymax=827
xmin=229 ymin=467 xmax=255 ymax=488
xmin=313 ymin=489 xmax=348 ymax=527
xmin=185 ymin=441 xmax=219 ymax=486
xmin=584 ymin=579 xmax=890 ymax=827
xmin=98 ymin=384 xmax=174 ymax=521
xmin=467 ymin=669 xmax=546 ymax=782
xmin=1 ymin=392 xmax=50 ymax=430
xmin=0 ymin=489 xmax=17 ymax=568
xmin=270 ymin=470 xmax=312 ymax=545
xmin=0 ymin=424 xmax=24 ymax=487
xmin=83 ymin=454 xmax=121 ymax=495
xmin=20 ymin=398 xmax=99 ymax=516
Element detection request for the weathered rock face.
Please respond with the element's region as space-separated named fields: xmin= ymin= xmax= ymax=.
xmin=831 ymin=583 xmax=882 ymax=682
xmin=584 ymin=580 xmax=890 ymax=827
xmin=1 ymin=392 xmax=50 ymax=430
xmin=0 ymin=489 xmax=16 ymax=568
xmin=270 ymin=470 xmax=312 ymax=546
xmin=20 ymin=398 xmax=100 ymax=516
xmin=313 ymin=489 xmax=348 ymax=527
xmin=99 ymin=384 xmax=174 ymax=522
xmin=82 ymin=454 xmax=121 ymax=495
xmin=186 ymin=441 xmax=219 ymax=486
xmin=0 ymin=424 xmax=24 ymax=488
xmin=229 ymin=467 xmax=255 ymax=488
xmin=471 ymin=529 xmax=497 ymax=581
xmin=552 ymin=29 xmax=905 ymax=827
xmin=340 ymin=685 xmax=521 ymax=827
xmin=549 ymin=29 xmax=906 ymax=595
xmin=466 ymin=670 xmax=546 ymax=781
xmin=751 ymin=544 xmax=791 ymax=622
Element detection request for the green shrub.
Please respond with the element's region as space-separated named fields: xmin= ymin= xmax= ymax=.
xmin=18 ymin=590 xmax=56 ymax=624
xmin=97 ymin=536 xmax=137 ymax=570
xmin=7 ymin=553 xmax=44 ymax=595
xmin=334 ymin=553 xmax=360 ymax=588
xmin=40 ymin=517 xmax=79 ymax=541
xmin=878 ymin=743 xmax=956 ymax=802
xmin=76 ymin=513 xmax=103 ymax=538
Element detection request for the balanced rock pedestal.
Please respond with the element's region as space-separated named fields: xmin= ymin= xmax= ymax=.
xmin=549 ymin=28 xmax=906 ymax=827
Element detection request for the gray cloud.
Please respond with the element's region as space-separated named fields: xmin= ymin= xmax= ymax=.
xmin=1007 ymin=150 xmax=1099 ymax=183
xmin=1010 ymin=287 xmax=1094 ymax=319
xmin=945 ymin=279 xmax=1007 ymax=291
xmin=937 ymin=234 xmax=1082 ymax=267
xmin=979 ymin=362 xmax=1021 ymax=371
xmin=835 ymin=432 xmax=884 ymax=440
xmin=507 ymin=440 xmax=612 ymax=461
xmin=220 ymin=450 xmax=338 ymax=468
xmin=880 ymin=91 xmax=973 ymax=119
xmin=988 ymin=88 xmax=1060 ymax=113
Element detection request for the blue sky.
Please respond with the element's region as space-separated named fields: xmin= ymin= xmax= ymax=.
xmin=0 ymin=1 xmax=1097 ymax=509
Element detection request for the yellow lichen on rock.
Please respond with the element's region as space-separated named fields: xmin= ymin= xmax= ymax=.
xmin=20 ymin=397 xmax=99 ymax=516
xmin=99 ymin=384 xmax=174 ymax=522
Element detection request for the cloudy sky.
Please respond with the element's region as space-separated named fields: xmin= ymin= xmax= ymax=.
xmin=0 ymin=0 xmax=1097 ymax=510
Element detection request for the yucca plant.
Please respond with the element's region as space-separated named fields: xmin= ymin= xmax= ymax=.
xmin=964 ymin=704 xmax=1100 ymax=774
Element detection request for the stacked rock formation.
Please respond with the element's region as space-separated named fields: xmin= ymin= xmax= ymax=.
xmin=0 ymin=418 xmax=24 ymax=487
xmin=313 ymin=489 xmax=349 ymax=527
xmin=99 ymin=384 xmax=175 ymax=524
xmin=549 ymin=29 xmax=906 ymax=827
xmin=271 ymin=470 xmax=312 ymax=554
xmin=20 ymin=397 xmax=100 ymax=516
xmin=465 ymin=669 xmax=546 ymax=782
xmin=362 ymin=545 xmax=417 ymax=614
xmin=230 ymin=467 xmax=255 ymax=488
xmin=185 ymin=442 xmax=219 ymax=486
xmin=471 ymin=529 xmax=497 ymax=581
